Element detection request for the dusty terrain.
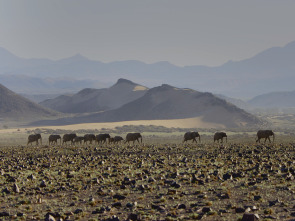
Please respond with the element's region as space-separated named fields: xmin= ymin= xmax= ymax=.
xmin=1 ymin=130 xmax=295 ymax=220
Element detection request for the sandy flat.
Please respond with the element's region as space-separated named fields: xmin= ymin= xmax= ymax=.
xmin=0 ymin=117 xmax=224 ymax=134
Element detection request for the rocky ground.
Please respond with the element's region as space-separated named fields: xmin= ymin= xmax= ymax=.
xmin=1 ymin=141 xmax=295 ymax=220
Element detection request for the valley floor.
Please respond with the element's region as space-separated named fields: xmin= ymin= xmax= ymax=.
xmin=1 ymin=141 xmax=295 ymax=220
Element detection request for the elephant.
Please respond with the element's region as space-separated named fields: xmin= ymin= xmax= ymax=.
xmin=27 ymin=134 xmax=42 ymax=146
xmin=84 ymin=134 xmax=96 ymax=144
xmin=183 ymin=131 xmax=201 ymax=143
xmin=125 ymin=133 xmax=142 ymax=144
xmin=214 ymin=132 xmax=227 ymax=143
xmin=96 ymin=134 xmax=111 ymax=144
xmin=113 ymin=136 xmax=124 ymax=144
xmin=62 ymin=133 xmax=77 ymax=145
xmin=48 ymin=135 xmax=61 ymax=145
xmin=73 ymin=136 xmax=84 ymax=144
xmin=256 ymin=130 xmax=275 ymax=143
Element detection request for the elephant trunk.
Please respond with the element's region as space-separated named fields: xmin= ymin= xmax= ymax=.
xmin=140 ymin=136 xmax=142 ymax=143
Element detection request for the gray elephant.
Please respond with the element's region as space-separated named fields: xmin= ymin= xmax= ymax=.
xmin=183 ymin=131 xmax=201 ymax=143
xmin=73 ymin=136 xmax=84 ymax=144
xmin=214 ymin=132 xmax=227 ymax=143
xmin=125 ymin=133 xmax=142 ymax=144
xmin=84 ymin=134 xmax=96 ymax=144
xmin=96 ymin=134 xmax=111 ymax=144
xmin=62 ymin=133 xmax=77 ymax=145
xmin=27 ymin=134 xmax=42 ymax=146
xmin=256 ymin=130 xmax=275 ymax=143
xmin=49 ymin=135 xmax=61 ymax=145
xmin=113 ymin=136 xmax=124 ymax=144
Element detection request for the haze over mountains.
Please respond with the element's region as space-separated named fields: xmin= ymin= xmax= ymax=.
xmin=1 ymin=41 xmax=295 ymax=98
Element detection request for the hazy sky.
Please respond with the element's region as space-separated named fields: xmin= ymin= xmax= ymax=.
xmin=1 ymin=0 xmax=295 ymax=66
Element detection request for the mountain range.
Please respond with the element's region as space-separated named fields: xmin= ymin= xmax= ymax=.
xmin=1 ymin=41 xmax=295 ymax=98
xmin=40 ymin=78 xmax=148 ymax=113
xmin=32 ymin=79 xmax=262 ymax=128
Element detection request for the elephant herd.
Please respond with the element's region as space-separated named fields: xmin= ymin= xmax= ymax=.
xmin=27 ymin=130 xmax=275 ymax=146
xmin=183 ymin=130 xmax=275 ymax=144
xmin=27 ymin=132 xmax=142 ymax=146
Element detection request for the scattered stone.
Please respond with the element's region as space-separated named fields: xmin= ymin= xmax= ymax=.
xmin=128 ymin=213 xmax=141 ymax=221
xmin=236 ymin=207 xmax=246 ymax=213
xmin=112 ymin=202 xmax=122 ymax=208
xmin=0 ymin=212 xmax=10 ymax=217
xmin=13 ymin=183 xmax=20 ymax=193
xmin=113 ymin=194 xmax=126 ymax=200
xmin=202 ymin=207 xmax=212 ymax=213
xmin=74 ymin=209 xmax=83 ymax=214
xmin=40 ymin=180 xmax=47 ymax=187
xmin=254 ymin=195 xmax=262 ymax=201
xmin=241 ymin=213 xmax=260 ymax=221
xmin=177 ymin=204 xmax=186 ymax=209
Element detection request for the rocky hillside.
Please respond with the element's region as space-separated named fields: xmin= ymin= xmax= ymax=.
xmin=32 ymin=84 xmax=262 ymax=128
xmin=0 ymin=83 xmax=59 ymax=121
xmin=39 ymin=79 xmax=148 ymax=113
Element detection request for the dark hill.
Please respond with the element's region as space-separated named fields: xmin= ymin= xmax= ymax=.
xmin=0 ymin=83 xmax=59 ymax=121
xmin=39 ymin=78 xmax=148 ymax=113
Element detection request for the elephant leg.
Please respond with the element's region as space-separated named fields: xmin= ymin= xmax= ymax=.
xmin=193 ymin=138 xmax=197 ymax=143
xmin=268 ymin=137 xmax=271 ymax=143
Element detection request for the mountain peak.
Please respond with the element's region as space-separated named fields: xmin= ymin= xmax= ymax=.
xmin=115 ymin=78 xmax=136 ymax=85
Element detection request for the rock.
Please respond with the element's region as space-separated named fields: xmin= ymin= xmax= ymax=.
xmin=45 ymin=214 xmax=56 ymax=221
xmin=128 ymin=213 xmax=140 ymax=221
xmin=254 ymin=195 xmax=262 ymax=201
xmin=27 ymin=174 xmax=36 ymax=180
xmin=112 ymin=202 xmax=122 ymax=208
xmin=178 ymin=204 xmax=186 ymax=209
xmin=40 ymin=180 xmax=47 ymax=187
xmin=241 ymin=213 xmax=260 ymax=221
xmin=202 ymin=207 xmax=212 ymax=213
xmin=236 ymin=207 xmax=245 ymax=213
xmin=74 ymin=209 xmax=83 ymax=214
xmin=0 ymin=211 xmax=10 ymax=217
xmin=113 ymin=194 xmax=126 ymax=200
xmin=171 ymin=181 xmax=181 ymax=188
xmin=223 ymin=173 xmax=233 ymax=181
xmin=106 ymin=215 xmax=120 ymax=221
xmin=13 ymin=183 xmax=20 ymax=193
xmin=269 ymin=199 xmax=281 ymax=206
xmin=2 ymin=187 xmax=10 ymax=194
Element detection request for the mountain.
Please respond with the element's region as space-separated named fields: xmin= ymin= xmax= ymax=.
xmin=0 ymin=83 xmax=59 ymax=121
xmin=1 ymin=41 xmax=295 ymax=97
xmin=32 ymin=84 xmax=262 ymax=128
xmin=0 ymin=74 xmax=104 ymax=94
xmin=248 ymin=90 xmax=295 ymax=108
xmin=39 ymin=78 xmax=148 ymax=113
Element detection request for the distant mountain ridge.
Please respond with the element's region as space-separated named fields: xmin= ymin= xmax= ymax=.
xmin=248 ymin=90 xmax=295 ymax=108
xmin=39 ymin=78 xmax=148 ymax=113
xmin=33 ymin=82 xmax=262 ymax=128
xmin=1 ymin=41 xmax=295 ymax=97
